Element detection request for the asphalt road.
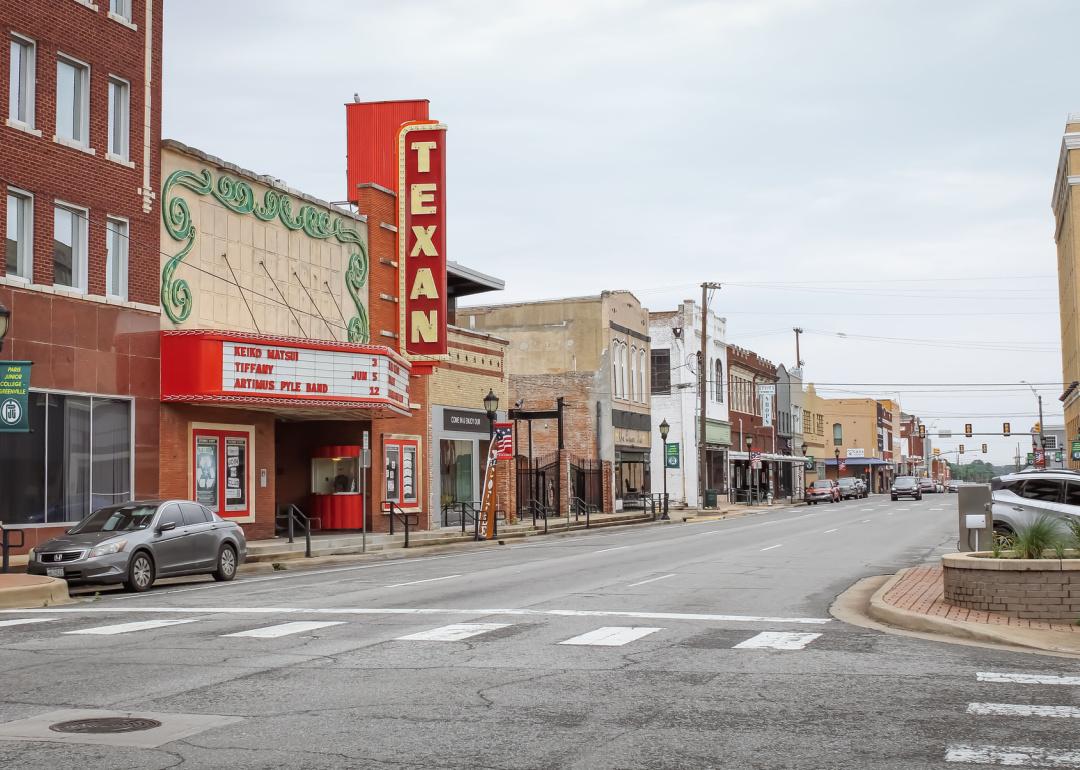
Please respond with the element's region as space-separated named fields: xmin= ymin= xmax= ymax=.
xmin=2 ymin=494 xmax=1078 ymax=769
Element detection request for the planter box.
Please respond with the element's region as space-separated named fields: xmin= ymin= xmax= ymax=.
xmin=942 ymin=552 xmax=1080 ymax=622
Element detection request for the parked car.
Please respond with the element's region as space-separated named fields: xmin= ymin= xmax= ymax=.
xmin=918 ymin=478 xmax=936 ymax=495
xmin=806 ymin=479 xmax=840 ymax=504
xmin=853 ymin=478 xmax=869 ymax=498
xmin=947 ymin=480 xmax=960 ymax=493
xmin=27 ymin=500 xmax=247 ymax=592
xmin=988 ymin=470 xmax=1080 ymax=538
xmin=837 ymin=478 xmax=863 ymax=500
xmin=935 ymin=481 xmax=945 ymax=493
xmin=891 ymin=476 xmax=922 ymax=501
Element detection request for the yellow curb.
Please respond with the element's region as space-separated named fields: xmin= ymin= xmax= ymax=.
xmin=0 ymin=576 xmax=71 ymax=609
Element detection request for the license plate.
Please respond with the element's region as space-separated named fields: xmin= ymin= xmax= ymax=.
xmin=46 ymin=567 xmax=65 ymax=578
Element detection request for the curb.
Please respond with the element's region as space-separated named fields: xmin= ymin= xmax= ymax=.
xmin=868 ymin=568 xmax=1080 ymax=656
xmin=0 ymin=576 xmax=71 ymax=609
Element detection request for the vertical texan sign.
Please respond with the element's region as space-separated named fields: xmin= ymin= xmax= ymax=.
xmin=398 ymin=121 xmax=448 ymax=366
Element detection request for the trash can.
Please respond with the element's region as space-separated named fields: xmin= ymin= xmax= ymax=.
xmin=704 ymin=489 xmax=718 ymax=509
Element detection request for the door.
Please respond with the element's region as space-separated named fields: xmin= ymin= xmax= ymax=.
xmin=180 ymin=502 xmax=217 ymax=569
xmin=152 ymin=503 xmax=194 ymax=575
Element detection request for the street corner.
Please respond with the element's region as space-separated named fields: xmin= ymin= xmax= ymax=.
xmin=0 ymin=574 xmax=71 ymax=610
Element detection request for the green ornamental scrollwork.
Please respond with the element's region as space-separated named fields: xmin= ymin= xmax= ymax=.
xmin=161 ymin=167 xmax=370 ymax=339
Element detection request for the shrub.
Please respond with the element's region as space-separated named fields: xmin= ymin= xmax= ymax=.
xmin=1011 ymin=515 xmax=1063 ymax=559
xmin=1066 ymin=517 xmax=1080 ymax=551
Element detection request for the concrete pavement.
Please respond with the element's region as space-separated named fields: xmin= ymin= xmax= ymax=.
xmin=2 ymin=493 xmax=1080 ymax=768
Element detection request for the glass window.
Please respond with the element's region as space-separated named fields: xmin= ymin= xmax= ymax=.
xmin=53 ymin=203 xmax=86 ymax=290
xmin=833 ymin=423 xmax=843 ymax=446
xmin=715 ymin=360 xmax=723 ymax=402
xmin=158 ymin=503 xmax=183 ymax=529
xmin=0 ymin=391 xmax=45 ymax=524
xmin=180 ymin=502 xmax=210 ymax=526
xmin=629 ymin=346 xmax=637 ymax=402
xmin=91 ymin=397 xmax=131 ymax=512
xmin=6 ymin=190 xmax=33 ymax=280
xmin=46 ymin=394 xmax=90 ymax=523
xmin=1065 ymin=482 xmax=1080 ymax=508
xmin=107 ymin=77 xmax=128 ymax=160
xmin=9 ymin=35 xmax=35 ymax=126
xmin=1044 ymin=435 xmax=1059 ymax=450
xmin=110 ymin=0 xmax=132 ymax=21
xmin=650 ymin=349 xmax=670 ymax=394
xmin=402 ymin=445 xmax=417 ymax=504
xmin=224 ymin=436 xmax=248 ymax=511
xmin=1020 ymin=479 xmax=1063 ymax=503
xmin=639 ymin=350 xmax=646 ymax=402
xmin=55 ymin=55 xmax=88 ymax=144
xmin=71 ymin=503 xmax=155 ymax=533
xmin=385 ymin=444 xmax=400 ymax=503
xmin=105 ymin=217 xmax=127 ymax=298
xmin=440 ymin=439 xmax=474 ymax=507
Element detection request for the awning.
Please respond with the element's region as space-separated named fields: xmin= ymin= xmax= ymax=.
xmin=823 ymin=458 xmax=891 ymax=467
xmin=729 ymin=452 xmax=806 ymax=464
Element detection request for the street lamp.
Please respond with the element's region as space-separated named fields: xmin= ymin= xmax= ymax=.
xmin=483 ymin=389 xmax=499 ymax=447
xmin=0 ymin=300 xmax=9 ymax=352
xmin=658 ymin=419 xmax=670 ymax=520
xmin=834 ymin=447 xmax=841 ymax=480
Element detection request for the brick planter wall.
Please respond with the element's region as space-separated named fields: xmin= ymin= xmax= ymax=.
xmin=942 ymin=552 xmax=1080 ymax=622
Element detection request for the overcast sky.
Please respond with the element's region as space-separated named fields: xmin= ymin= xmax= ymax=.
xmin=164 ymin=0 xmax=1074 ymax=465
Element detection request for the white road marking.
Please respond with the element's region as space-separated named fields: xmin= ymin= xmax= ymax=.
xmin=627 ymin=574 xmax=676 ymax=587
xmin=967 ymin=703 xmax=1080 ymax=719
xmin=978 ymin=672 xmax=1080 ymax=686
xmin=384 ymin=574 xmax=461 ymax=588
xmin=759 ymin=544 xmax=783 ymax=552
xmin=733 ymin=631 xmax=822 ymax=650
xmin=3 ymin=607 xmax=832 ymax=624
xmin=222 ymin=621 xmax=345 ymax=639
xmin=895 ymin=508 xmax=909 ymax=512
xmin=0 ymin=618 xmax=56 ymax=628
xmin=862 ymin=519 xmax=872 ymax=523
xmin=859 ymin=508 xmax=874 ymax=512
xmin=593 ymin=546 xmax=632 ymax=554
xmin=65 ymin=619 xmax=199 ymax=636
xmin=823 ymin=528 xmax=839 ymax=533
xmin=559 ymin=626 xmax=662 ymax=647
xmin=930 ymin=508 xmax=944 ymax=511
xmin=945 ymin=744 xmax=1080 ymax=766
xmin=397 ymin=623 xmax=510 ymax=641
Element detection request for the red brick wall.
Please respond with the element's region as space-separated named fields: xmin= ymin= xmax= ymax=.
xmin=0 ymin=1 xmax=162 ymax=303
xmin=508 ymin=373 xmax=601 ymax=459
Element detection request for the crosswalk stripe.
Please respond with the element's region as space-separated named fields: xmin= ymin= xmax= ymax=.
xmin=945 ymin=744 xmax=1080 ymax=767
xmin=559 ymin=626 xmax=662 ymax=647
xmin=967 ymin=703 xmax=1080 ymax=719
xmin=396 ymin=623 xmax=510 ymax=641
xmin=222 ymin=621 xmax=345 ymax=639
xmin=64 ymin=619 xmax=199 ymax=636
xmin=978 ymin=672 xmax=1080 ymax=686
xmin=0 ymin=618 xmax=56 ymax=628
xmin=733 ymin=631 xmax=822 ymax=650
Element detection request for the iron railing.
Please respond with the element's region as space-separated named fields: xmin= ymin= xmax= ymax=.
xmin=277 ymin=504 xmax=314 ymax=558
xmin=385 ymin=502 xmax=420 ymax=547
xmin=0 ymin=525 xmax=24 ymax=573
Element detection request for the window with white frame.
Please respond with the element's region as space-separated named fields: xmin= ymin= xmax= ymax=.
xmin=107 ymin=77 xmax=129 ymax=160
xmin=638 ymin=349 xmax=646 ymax=402
xmin=5 ymin=189 xmax=33 ymax=281
xmin=106 ymin=217 xmax=127 ymax=298
xmin=110 ymin=0 xmax=132 ymax=21
xmin=55 ymin=55 xmax=89 ymax=145
xmin=629 ymin=346 xmax=637 ymax=402
xmin=715 ymin=360 xmax=723 ymax=403
xmin=53 ymin=203 xmax=87 ymax=290
xmin=9 ymin=34 xmax=36 ymax=127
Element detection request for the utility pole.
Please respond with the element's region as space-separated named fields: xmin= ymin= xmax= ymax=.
xmin=699 ymin=281 xmax=721 ymax=508
xmin=1037 ymin=393 xmax=1045 ymax=458
xmin=793 ymin=327 xmax=803 ymax=368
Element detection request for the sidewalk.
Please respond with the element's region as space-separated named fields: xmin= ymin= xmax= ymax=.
xmin=869 ymin=564 xmax=1080 ymax=655
xmin=0 ymin=574 xmax=69 ymax=609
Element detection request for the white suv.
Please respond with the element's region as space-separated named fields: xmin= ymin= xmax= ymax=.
xmin=988 ymin=469 xmax=1080 ymax=537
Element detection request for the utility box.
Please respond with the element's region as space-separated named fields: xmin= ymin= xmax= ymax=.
xmin=704 ymin=489 xmax=718 ymax=509
xmin=957 ymin=484 xmax=992 ymax=552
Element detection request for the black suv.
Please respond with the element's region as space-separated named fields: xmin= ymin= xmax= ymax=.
xmin=891 ymin=476 xmax=922 ymax=501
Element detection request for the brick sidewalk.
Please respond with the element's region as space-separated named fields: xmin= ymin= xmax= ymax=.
xmin=882 ymin=565 xmax=1079 ymax=634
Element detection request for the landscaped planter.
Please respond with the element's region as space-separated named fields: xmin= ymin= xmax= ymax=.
xmin=942 ymin=552 xmax=1080 ymax=622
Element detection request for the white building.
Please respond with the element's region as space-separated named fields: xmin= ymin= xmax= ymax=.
xmin=648 ymin=300 xmax=730 ymax=507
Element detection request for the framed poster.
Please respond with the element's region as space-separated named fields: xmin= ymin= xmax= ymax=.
xmin=195 ymin=436 xmax=219 ymax=510
xmin=225 ymin=436 xmax=248 ymax=512
xmin=191 ymin=424 xmax=254 ymax=521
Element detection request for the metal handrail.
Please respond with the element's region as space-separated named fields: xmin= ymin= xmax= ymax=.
xmin=385 ymin=502 xmax=420 ymax=547
xmin=520 ymin=499 xmax=550 ymax=534
xmin=1 ymin=525 xmax=24 ymax=574
xmin=282 ymin=504 xmax=312 ymax=558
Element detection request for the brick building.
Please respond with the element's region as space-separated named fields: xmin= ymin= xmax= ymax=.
xmin=0 ymin=0 xmax=162 ymax=549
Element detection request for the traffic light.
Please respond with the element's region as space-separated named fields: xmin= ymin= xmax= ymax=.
xmin=918 ymin=424 xmax=926 ymax=438
xmin=981 ymin=443 xmax=987 ymax=453
xmin=1034 ymin=422 xmax=1042 ymax=434
xmin=933 ymin=448 xmax=940 ymax=456
xmin=964 ymin=423 xmax=973 ymax=438
xmin=1003 ymin=422 xmax=1011 ymax=437
xmin=959 ymin=444 xmax=965 ymax=454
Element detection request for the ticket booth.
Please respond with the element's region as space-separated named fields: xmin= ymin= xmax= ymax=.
xmin=311 ymin=445 xmax=364 ymax=530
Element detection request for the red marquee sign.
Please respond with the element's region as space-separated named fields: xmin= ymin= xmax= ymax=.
xmin=398 ymin=121 xmax=448 ymax=365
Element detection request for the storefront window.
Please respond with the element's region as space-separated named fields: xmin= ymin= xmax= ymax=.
xmin=440 ymin=439 xmax=474 ymax=506
xmin=0 ymin=391 xmax=131 ymax=525
xmin=384 ymin=437 xmax=420 ymax=508
xmin=191 ymin=426 xmax=251 ymax=519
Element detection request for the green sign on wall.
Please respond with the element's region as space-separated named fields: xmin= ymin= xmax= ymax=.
xmin=0 ymin=362 xmax=31 ymax=432
xmin=1072 ymin=440 xmax=1080 ymax=461
xmin=804 ymin=455 xmax=815 ymax=470
xmin=665 ymin=443 xmax=680 ymax=468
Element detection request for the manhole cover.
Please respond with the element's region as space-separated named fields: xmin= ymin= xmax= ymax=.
xmin=49 ymin=717 xmax=162 ymax=734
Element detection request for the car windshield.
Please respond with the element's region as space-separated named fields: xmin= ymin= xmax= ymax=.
xmin=838 ymin=479 xmax=856 ymax=486
xmin=69 ymin=504 xmax=158 ymax=533
xmin=894 ymin=478 xmax=916 ymax=488
xmin=812 ymin=481 xmax=832 ymax=489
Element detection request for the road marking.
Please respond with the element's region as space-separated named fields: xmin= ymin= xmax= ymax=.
xmin=945 ymin=744 xmax=1080 ymax=766
xmin=930 ymin=508 xmax=944 ymax=511
xmin=859 ymin=508 xmax=874 ymax=512
xmin=4 ymin=607 xmax=831 ymax=624
xmin=967 ymin=703 xmax=1080 ymax=719
xmin=65 ymin=619 xmax=199 ymax=636
xmin=627 ymin=574 xmax=676 ymax=587
xmin=397 ymin=623 xmax=510 ymax=641
xmin=759 ymin=544 xmax=783 ymax=552
xmin=895 ymin=508 xmax=909 ymax=512
xmin=222 ymin=621 xmax=345 ymax=639
xmin=593 ymin=546 xmax=632 ymax=554
xmin=0 ymin=618 xmax=56 ymax=628
xmin=823 ymin=528 xmax=839 ymax=533
xmin=887 ymin=512 xmax=894 ymax=516
xmin=978 ymin=672 xmax=1080 ymax=686
xmin=559 ymin=626 xmax=662 ymax=647
xmin=384 ymin=574 xmax=461 ymax=588
xmin=733 ymin=631 xmax=822 ymax=650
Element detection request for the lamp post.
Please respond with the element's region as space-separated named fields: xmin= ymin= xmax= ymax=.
xmin=0 ymin=300 xmax=9 ymax=352
xmin=1022 ymin=380 xmax=1046 ymax=464
xmin=834 ymin=447 xmax=841 ymax=480
xmin=659 ymin=419 xmax=670 ymax=520
xmin=483 ymin=389 xmax=499 ymax=449
xmin=746 ymin=435 xmax=754 ymax=506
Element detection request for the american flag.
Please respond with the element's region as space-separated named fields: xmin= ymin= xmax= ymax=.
xmin=494 ymin=422 xmax=514 ymax=459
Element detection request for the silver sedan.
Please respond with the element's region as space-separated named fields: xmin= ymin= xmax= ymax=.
xmin=28 ymin=500 xmax=247 ymax=592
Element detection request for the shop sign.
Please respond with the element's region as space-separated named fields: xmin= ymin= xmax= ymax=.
xmin=760 ymin=393 xmax=773 ymax=427
xmin=665 ymin=443 xmax=680 ymax=468
xmin=398 ymin=121 xmax=448 ymax=363
xmin=442 ymin=408 xmax=488 ymax=434
xmin=1072 ymin=440 xmax=1080 ymax=461
xmin=846 ymin=448 xmax=865 ymax=458
xmin=804 ymin=455 xmax=815 ymax=470
xmin=0 ymin=361 xmax=31 ymax=433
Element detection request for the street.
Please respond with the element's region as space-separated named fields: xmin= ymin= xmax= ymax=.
xmin=1 ymin=496 xmax=1076 ymax=769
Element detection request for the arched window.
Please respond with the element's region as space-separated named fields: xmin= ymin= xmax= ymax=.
xmin=619 ymin=343 xmax=628 ymax=400
xmin=708 ymin=358 xmax=715 ymax=401
xmin=629 ymin=346 xmax=637 ymax=402
xmin=638 ymin=349 xmax=646 ymax=403
xmin=715 ymin=360 xmax=723 ymax=403
xmin=833 ymin=423 xmax=843 ymax=446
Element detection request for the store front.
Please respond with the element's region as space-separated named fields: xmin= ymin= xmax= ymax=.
xmin=704 ymin=419 xmax=731 ymax=494
xmin=615 ymin=448 xmax=651 ymax=509
xmin=728 ymin=451 xmax=804 ymax=503
xmin=433 ymin=406 xmax=497 ymax=523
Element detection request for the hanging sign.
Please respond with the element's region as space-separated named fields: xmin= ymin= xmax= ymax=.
xmin=665 ymin=443 xmax=680 ymax=468
xmin=0 ymin=361 xmax=31 ymax=433
xmin=1072 ymin=440 xmax=1080 ymax=461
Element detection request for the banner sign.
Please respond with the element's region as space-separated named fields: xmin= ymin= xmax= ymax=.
xmin=494 ymin=422 xmax=514 ymax=459
xmin=846 ymin=447 xmax=865 ymax=458
xmin=1072 ymin=439 xmax=1080 ymax=461
xmin=0 ymin=361 xmax=31 ymax=433
xmin=750 ymin=450 xmax=762 ymax=470
xmin=804 ymin=455 xmax=815 ymax=470
xmin=665 ymin=443 xmax=680 ymax=468
xmin=398 ymin=121 xmax=448 ymax=363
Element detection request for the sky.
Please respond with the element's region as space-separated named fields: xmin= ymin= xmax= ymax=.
xmin=163 ymin=0 xmax=1074 ymax=465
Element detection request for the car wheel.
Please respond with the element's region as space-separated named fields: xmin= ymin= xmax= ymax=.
xmin=124 ymin=552 xmax=155 ymax=593
xmin=213 ymin=544 xmax=238 ymax=582
xmin=891 ymin=496 xmax=897 ymax=501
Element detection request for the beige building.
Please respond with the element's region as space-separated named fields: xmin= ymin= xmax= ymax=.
xmin=1053 ymin=115 xmax=1080 ymax=458
xmin=801 ymin=384 xmax=828 ymax=480
xmin=817 ymin=397 xmax=895 ymax=493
